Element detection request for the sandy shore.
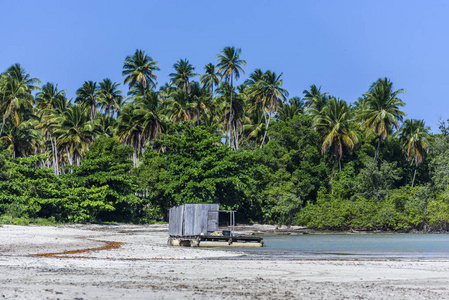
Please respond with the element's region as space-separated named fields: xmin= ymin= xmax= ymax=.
xmin=1 ymin=224 xmax=449 ymax=299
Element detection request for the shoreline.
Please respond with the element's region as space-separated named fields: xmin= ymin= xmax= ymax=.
xmin=2 ymin=224 xmax=449 ymax=299
xmin=232 ymin=224 xmax=449 ymax=235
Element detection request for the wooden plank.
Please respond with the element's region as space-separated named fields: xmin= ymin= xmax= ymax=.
xmin=183 ymin=204 xmax=195 ymax=235
xmin=195 ymin=204 xmax=213 ymax=235
xmin=169 ymin=204 xmax=184 ymax=236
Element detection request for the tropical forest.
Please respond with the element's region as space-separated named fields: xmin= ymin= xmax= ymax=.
xmin=1 ymin=47 xmax=449 ymax=231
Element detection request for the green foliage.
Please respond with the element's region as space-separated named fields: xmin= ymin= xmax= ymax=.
xmin=356 ymin=160 xmax=401 ymax=201
xmin=0 ymin=60 xmax=447 ymax=230
xmin=66 ymin=137 xmax=141 ymax=222
xmin=137 ymin=124 xmax=267 ymax=221
xmin=427 ymin=191 xmax=449 ymax=231
xmin=299 ymin=185 xmax=436 ymax=231
xmin=270 ymin=193 xmax=303 ymax=225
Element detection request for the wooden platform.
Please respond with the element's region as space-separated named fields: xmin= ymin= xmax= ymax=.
xmin=169 ymin=235 xmax=264 ymax=247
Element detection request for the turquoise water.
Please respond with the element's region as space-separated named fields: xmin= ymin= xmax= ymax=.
xmin=222 ymin=234 xmax=449 ymax=260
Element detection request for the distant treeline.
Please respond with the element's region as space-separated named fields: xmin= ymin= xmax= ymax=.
xmin=1 ymin=47 xmax=449 ymax=230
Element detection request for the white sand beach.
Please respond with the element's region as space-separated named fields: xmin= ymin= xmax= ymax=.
xmin=1 ymin=224 xmax=449 ymax=299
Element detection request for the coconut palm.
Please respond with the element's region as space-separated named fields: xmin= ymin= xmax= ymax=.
xmin=75 ymin=81 xmax=99 ymax=120
xmin=216 ymin=82 xmax=246 ymax=149
xmin=159 ymin=82 xmax=176 ymax=101
xmin=398 ymin=119 xmax=431 ymax=187
xmin=98 ymin=78 xmax=123 ymax=117
xmin=133 ymin=89 xmax=165 ymax=149
xmin=113 ymin=97 xmax=127 ymax=117
xmin=37 ymin=98 xmax=72 ymax=175
xmin=0 ymin=119 xmax=42 ymax=158
xmin=217 ymin=46 xmax=246 ymax=147
xmin=52 ymin=105 xmax=96 ymax=166
xmin=35 ymin=82 xmax=67 ymax=116
xmin=200 ymin=63 xmax=222 ymax=94
xmin=115 ymin=104 xmax=143 ymax=167
xmin=122 ymin=49 xmax=159 ymax=98
xmin=277 ymin=97 xmax=305 ymax=121
xmin=358 ymin=78 xmax=406 ymax=162
xmin=0 ymin=64 xmax=40 ymax=137
xmin=245 ymin=69 xmax=265 ymax=113
xmin=313 ymin=97 xmax=359 ymax=171
xmin=303 ymin=85 xmax=328 ymax=112
xmin=188 ymin=81 xmax=210 ymax=126
xmin=248 ymin=70 xmax=288 ymax=147
xmin=163 ymin=89 xmax=195 ymax=123
xmin=95 ymin=114 xmax=117 ymax=138
xmin=242 ymin=109 xmax=266 ymax=146
xmin=169 ymin=59 xmax=199 ymax=93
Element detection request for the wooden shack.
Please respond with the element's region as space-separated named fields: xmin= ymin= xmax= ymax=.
xmin=169 ymin=203 xmax=219 ymax=236
xmin=168 ymin=203 xmax=263 ymax=247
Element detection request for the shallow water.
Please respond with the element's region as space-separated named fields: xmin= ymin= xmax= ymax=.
xmin=221 ymin=234 xmax=449 ymax=260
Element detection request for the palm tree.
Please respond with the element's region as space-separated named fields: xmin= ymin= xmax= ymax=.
xmin=200 ymin=63 xmax=221 ymax=94
xmin=52 ymin=105 xmax=96 ymax=166
xmin=245 ymin=68 xmax=265 ymax=113
xmin=113 ymin=96 xmax=127 ymax=117
xmin=115 ymin=104 xmax=143 ymax=167
xmin=358 ymin=78 xmax=406 ymax=162
xmin=277 ymin=97 xmax=305 ymax=121
xmin=124 ymin=82 xmax=165 ymax=156
xmin=163 ymin=89 xmax=195 ymax=123
xmin=122 ymin=49 xmax=159 ymax=98
xmin=189 ymin=81 xmax=210 ymax=126
xmin=398 ymin=119 xmax=431 ymax=187
xmin=37 ymin=98 xmax=72 ymax=175
xmin=159 ymin=82 xmax=176 ymax=101
xmin=98 ymin=78 xmax=123 ymax=117
xmin=242 ymin=109 xmax=266 ymax=146
xmin=133 ymin=90 xmax=165 ymax=149
xmin=75 ymin=81 xmax=99 ymax=120
xmin=95 ymin=114 xmax=117 ymax=138
xmin=303 ymin=84 xmax=328 ymax=112
xmin=217 ymin=46 xmax=246 ymax=147
xmin=313 ymin=97 xmax=359 ymax=171
xmin=35 ymin=82 xmax=66 ymax=116
xmin=248 ymin=70 xmax=288 ymax=147
xmin=0 ymin=64 xmax=40 ymax=137
xmin=0 ymin=119 xmax=42 ymax=158
xmin=169 ymin=59 xmax=199 ymax=93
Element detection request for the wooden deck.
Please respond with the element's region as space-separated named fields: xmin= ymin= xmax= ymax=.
xmin=169 ymin=235 xmax=264 ymax=247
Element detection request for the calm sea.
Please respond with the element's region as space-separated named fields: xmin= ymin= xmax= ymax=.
xmin=220 ymin=234 xmax=449 ymax=260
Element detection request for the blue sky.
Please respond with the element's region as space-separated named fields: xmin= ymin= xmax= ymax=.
xmin=1 ymin=1 xmax=448 ymax=131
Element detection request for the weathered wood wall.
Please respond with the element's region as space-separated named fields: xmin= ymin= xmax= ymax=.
xmin=169 ymin=204 xmax=219 ymax=236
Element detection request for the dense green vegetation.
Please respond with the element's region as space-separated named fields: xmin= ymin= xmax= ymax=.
xmin=1 ymin=47 xmax=448 ymax=231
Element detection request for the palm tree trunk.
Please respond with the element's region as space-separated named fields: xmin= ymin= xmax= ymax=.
xmin=235 ymin=123 xmax=239 ymax=150
xmin=66 ymin=145 xmax=73 ymax=166
xmin=0 ymin=118 xmax=6 ymax=138
xmin=233 ymin=122 xmax=238 ymax=150
xmin=91 ymin=103 xmax=96 ymax=120
xmin=405 ymin=161 xmax=409 ymax=185
xmin=338 ymin=155 xmax=342 ymax=171
xmin=411 ymin=161 xmax=418 ymax=187
xmin=260 ymin=110 xmax=270 ymax=148
xmin=51 ymin=137 xmax=57 ymax=175
xmin=374 ymin=137 xmax=382 ymax=162
xmin=54 ymin=138 xmax=59 ymax=176
xmin=228 ymin=77 xmax=233 ymax=148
